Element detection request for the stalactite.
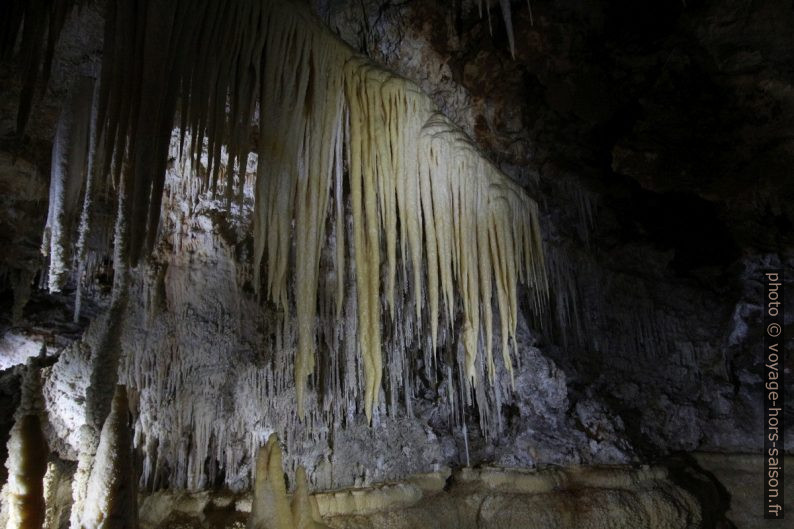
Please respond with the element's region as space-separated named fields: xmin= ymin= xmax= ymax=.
xmin=499 ymin=0 xmax=516 ymax=57
xmin=41 ymin=76 xmax=96 ymax=293
xmin=478 ymin=0 xmax=519 ymax=57
xmin=73 ymin=77 xmax=103 ymax=322
xmin=0 ymin=0 xmax=79 ymax=135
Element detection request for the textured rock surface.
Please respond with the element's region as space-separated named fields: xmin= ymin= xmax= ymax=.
xmin=694 ymin=452 xmax=794 ymax=528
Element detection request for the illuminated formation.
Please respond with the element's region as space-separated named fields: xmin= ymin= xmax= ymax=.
xmin=41 ymin=76 xmax=96 ymax=295
xmin=79 ymin=386 xmax=137 ymax=529
xmin=0 ymin=0 xmax=548 ymax=505
xmin=38 ymin=0 xmax=546 ymax=432
xmin=291 ymin=467 xmax=328 ymax=529
xmin=3 ymin=358 xmax=48 ymax=529
xmin=248 ymin=435 xmax=295 ymax=529
xmin=248 ymin=435 xmax=329 ymax=529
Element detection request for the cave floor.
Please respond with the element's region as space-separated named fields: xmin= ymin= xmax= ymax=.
xmin=135 ymin=453 xmax=792 ymax=529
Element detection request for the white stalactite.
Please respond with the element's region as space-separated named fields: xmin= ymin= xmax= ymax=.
xmin=478 ymin=0 xmax=519 ymax=57
xmin=41 ymin=76 xmax=96 ymax=293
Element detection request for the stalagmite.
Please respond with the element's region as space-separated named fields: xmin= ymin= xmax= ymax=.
xmin=71 ymin=180 xmax=132 ymax=529
xmin=80 ymin=386 xmax=138 ymax=529
xmin=42 ymin=460 xmax=74 ymax=529
xmin=291 ymin=467 xmax=329 ymax=529
xmin=3 ymin=356 xmax=48 ymax=529
xmin=248 ymin=434 xmax=293 ymax=529
xmin=69 ymin=300 xmax=129 ymax=529
xmin=4 ymin=416 xmax=47 ymax=529
xmin=69 ymin=427 xmax=98 ymax=529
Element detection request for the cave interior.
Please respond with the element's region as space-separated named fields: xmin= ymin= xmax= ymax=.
xmin=0 ymin=1 xmax=792 ymax=528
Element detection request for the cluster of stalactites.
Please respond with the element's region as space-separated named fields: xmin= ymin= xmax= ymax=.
xmin=40 ymin=76 xmax=97 ymax=296
xmin=0 ymin=0 xmax=83 ymax=135
xmin=35 ymin=0 xmax=537 ymax=279
xmin=93 ymin=0 xmax=295 ymax=266
xmin=116 ymin=0 xmax=548 ymax=487
xmin=250 ymin=3 xmax=547 ymax=421
xmin=477 ymin=0 xmax=535 ymax=57
xmin=34 ymin=0 xmax=547 ymax=431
